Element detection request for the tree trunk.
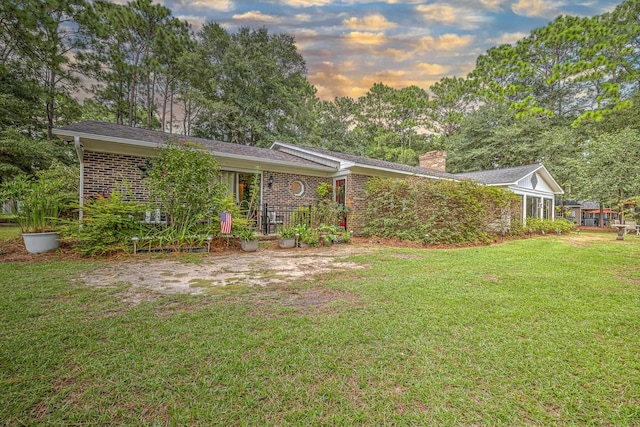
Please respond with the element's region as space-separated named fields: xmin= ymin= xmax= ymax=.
xmin=169 ymin=87 xmax=174 ymax=134
xmin=46 ymin=71 xmax=56 ymax=140
xmin=161 ymin=81 xmax=168 ymax=132
xmin=599 ymin=203 xmax=604 ymax=228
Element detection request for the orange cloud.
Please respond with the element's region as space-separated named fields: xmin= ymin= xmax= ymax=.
xmin=480 ymin=0 xmax=506 ymax=10
xmin=511 ymin=0 xmax=564 ymax=18
xmin=416 ymin=3 xmax=490 ymax=29
xmin=420 ymin=34 xmax=474 ymax=51
xmin=489 ymin=31 xmax=527 ymax=45
xmin=279 ymin=0 xmax=333 ymax=7
xmin=382 ymin=48 xmax=414 ymax=62
xmin=343 ymin=13 xmax=397 ymax=30
xmin=232 ymin=11 xmax=282 ymax=23
xmin=343 ymin=31 xmax=387 ymax=46
xmin=417 ymin=63 xmax=449 ymax=74
xmin=191 ymin=0 xmax=233 ymax=12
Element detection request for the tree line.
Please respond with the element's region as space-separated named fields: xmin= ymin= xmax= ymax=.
xmin=1 ymin=0 xmax=640 ymax=209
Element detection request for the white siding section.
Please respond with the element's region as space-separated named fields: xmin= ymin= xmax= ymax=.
xmin=516 ymin=172 xmax=553 ymax=193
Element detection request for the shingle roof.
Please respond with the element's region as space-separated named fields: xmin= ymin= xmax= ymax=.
xmin=274 ymin=143 xmax=459 ymax=179
xmin=55 ymin=120 xmax=329 ymax=169
xmin=455 ymin=164 xmax=542 ymax=185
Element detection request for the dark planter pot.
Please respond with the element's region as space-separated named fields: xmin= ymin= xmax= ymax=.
xmin=278 ymin=237 xmax=296 ymax=249
xmin=23 ymin=232 xmax=60 ymax=254
xmin=241 ymin=240 xmax=259 ymax=252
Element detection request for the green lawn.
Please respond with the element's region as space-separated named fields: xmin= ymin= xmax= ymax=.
xmin=1 ymin=234 xmax=639 ymax=425
xmin=0 ymin=224 xmax=20 ymax=240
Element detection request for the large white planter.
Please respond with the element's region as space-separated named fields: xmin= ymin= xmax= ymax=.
xmin=278 ymin=237 xmax=296 ymax=249
xmin=22 ymin=232 xmax=60 ymax=254
xmin=240 ymin=240 xmax=259 ymax=252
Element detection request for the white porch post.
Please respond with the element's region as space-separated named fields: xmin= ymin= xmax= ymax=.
xmin=551 ymin=198 xmax=555 ymax=220
xmin=538 ymin=199 xmax=543 ymax=220
xmin=522 ymin=194 xmax=527 ymax=225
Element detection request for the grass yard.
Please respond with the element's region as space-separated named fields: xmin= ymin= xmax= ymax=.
xmin=1 ymin=234 xmax=639 ymax=425
xmin=0 ymin=224 xmax=20 ymax=240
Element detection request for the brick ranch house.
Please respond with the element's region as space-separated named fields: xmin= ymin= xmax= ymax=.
xmin=53 ymin=121 xmax=563 ymax=233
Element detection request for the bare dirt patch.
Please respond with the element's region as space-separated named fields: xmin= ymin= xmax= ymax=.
xmin=563 ymin=232 xmax=622 ymax=247
xmin=78 ymin=244 xmax=374 ymax=304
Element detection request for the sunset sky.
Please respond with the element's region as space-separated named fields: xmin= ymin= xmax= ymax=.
xmin=155 ymin=0 xmax=622 ymax=100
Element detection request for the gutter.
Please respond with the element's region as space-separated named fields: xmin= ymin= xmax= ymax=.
xmin=74 ymin=136 xmax=85 ymax=221
xmin=349 ymin=163 xmax=456 ymax=181
xmin=53 ymin=129 xmax=335 ymax=173
xmin=273 ymin=141 xmax=457 ymax=181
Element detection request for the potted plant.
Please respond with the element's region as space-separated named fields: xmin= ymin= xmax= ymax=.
xmin=0 ymin=163 xmax=77 ymax=254
xmin=318 ymin=224 xmax=340 ymax=245
xmin=300 ymin=228 xmax=320 ymax=247
xmin=277 ymin=225 xmax=297 ymax=249
xmin=238 ymin=226 xmax=259 ymax=252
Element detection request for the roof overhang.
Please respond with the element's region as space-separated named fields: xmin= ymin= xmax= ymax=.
xmin=272 ymin=141 xmax=454 ymax=181
xmin=53 ymin=129 xmax=336 ymax=176
xmin=480 ymin=165 xmax=564 ymax=195
xmin=271 ymin=141 xmax=347 ymax=169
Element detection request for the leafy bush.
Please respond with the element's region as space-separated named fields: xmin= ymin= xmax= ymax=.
xmin=145 ymin=141 xmax=227 ymax=235
xmin=237 ymin=226 xmax=257 ymax=242
xmin=360 ymin=177 xmax=521 ymax=244
xmin=317 ymin=224 xmax=341 ymax=244
xmin=0 ymin=161 xmax=78 ymax=232
xmin=62 ymin=184 xmax=152 ymax=256
xmin=526 ymin=217 xmax=576 ymax=234
xmin=277 ymin=225 xmax=297 ymax=239
xmin=302 ymin=229 xmax=320 ymax=246
xmin=63 ymin=142 xmax=253 ymax=255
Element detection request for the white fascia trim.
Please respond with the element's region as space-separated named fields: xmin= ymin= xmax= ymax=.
xmin=472 ymin=167 xmax=564 ymax=195
xmin=271 ymin=141 xmax=348 ymax=168
xmin=271 ymin=142 xmax=455 ymax=181
xmin=54 ymin=130 xmax=335 ymax=173
xmin=53 ymin=128 xmax=159 ymax=148
xmin=353 ymin=164 xmax=454 ymax=180
xmin=509 ymin=187 xmax=561 ymax=197
xmin=536 ymin=165 xmax=564 ymax=194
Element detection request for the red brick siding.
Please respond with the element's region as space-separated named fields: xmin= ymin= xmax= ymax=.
xmin=82 ymin=152 xmax=373 ymax=233
xmin=84 ymin=152 xmax=148 ymax=201
xmin=346 ymin=174 xmax=370 ymax=234
xmin=261 ymin=171 xmax=331 ymax=208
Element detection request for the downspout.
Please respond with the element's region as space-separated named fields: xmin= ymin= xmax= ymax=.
xmin=74 ymin=136 xmax=84 ymax=221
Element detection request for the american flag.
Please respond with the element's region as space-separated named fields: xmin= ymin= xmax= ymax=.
xmin=220 ymin=212 xmax=232 ymax=234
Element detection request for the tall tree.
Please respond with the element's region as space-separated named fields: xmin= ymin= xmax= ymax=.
xmin=428 ymin=76 xmax=478 ymax=137
xmin=189 ymin=25 xmax=315 ymax=146
xmin=81 ymin=0 xmax=188 ymax=129
xmin=0 ymin=0 xmax=86 ymax=138
xmin=580 ymin=128 xmax=640 ymax=206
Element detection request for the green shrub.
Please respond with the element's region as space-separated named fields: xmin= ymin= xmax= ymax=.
xmin=526 ymin=217 xmax=576 ymax=234
xmin=277 ymin=225 xmax=297 ymax=239
xmin=145 ymin=141 xmax=227 ymax=235
xmin=62 ymin=184 xmax=152 ymax=256
xmin=0 ymin=162 xmax=77 ymax=233
xmin=361 ymin=177 xmax=521 ymax=245
xmin=237 ymin=226 xmax=257 ymax=242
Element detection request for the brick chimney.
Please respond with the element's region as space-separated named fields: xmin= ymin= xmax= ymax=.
xmin=419 ymin=151 xmax=447 ymax=172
